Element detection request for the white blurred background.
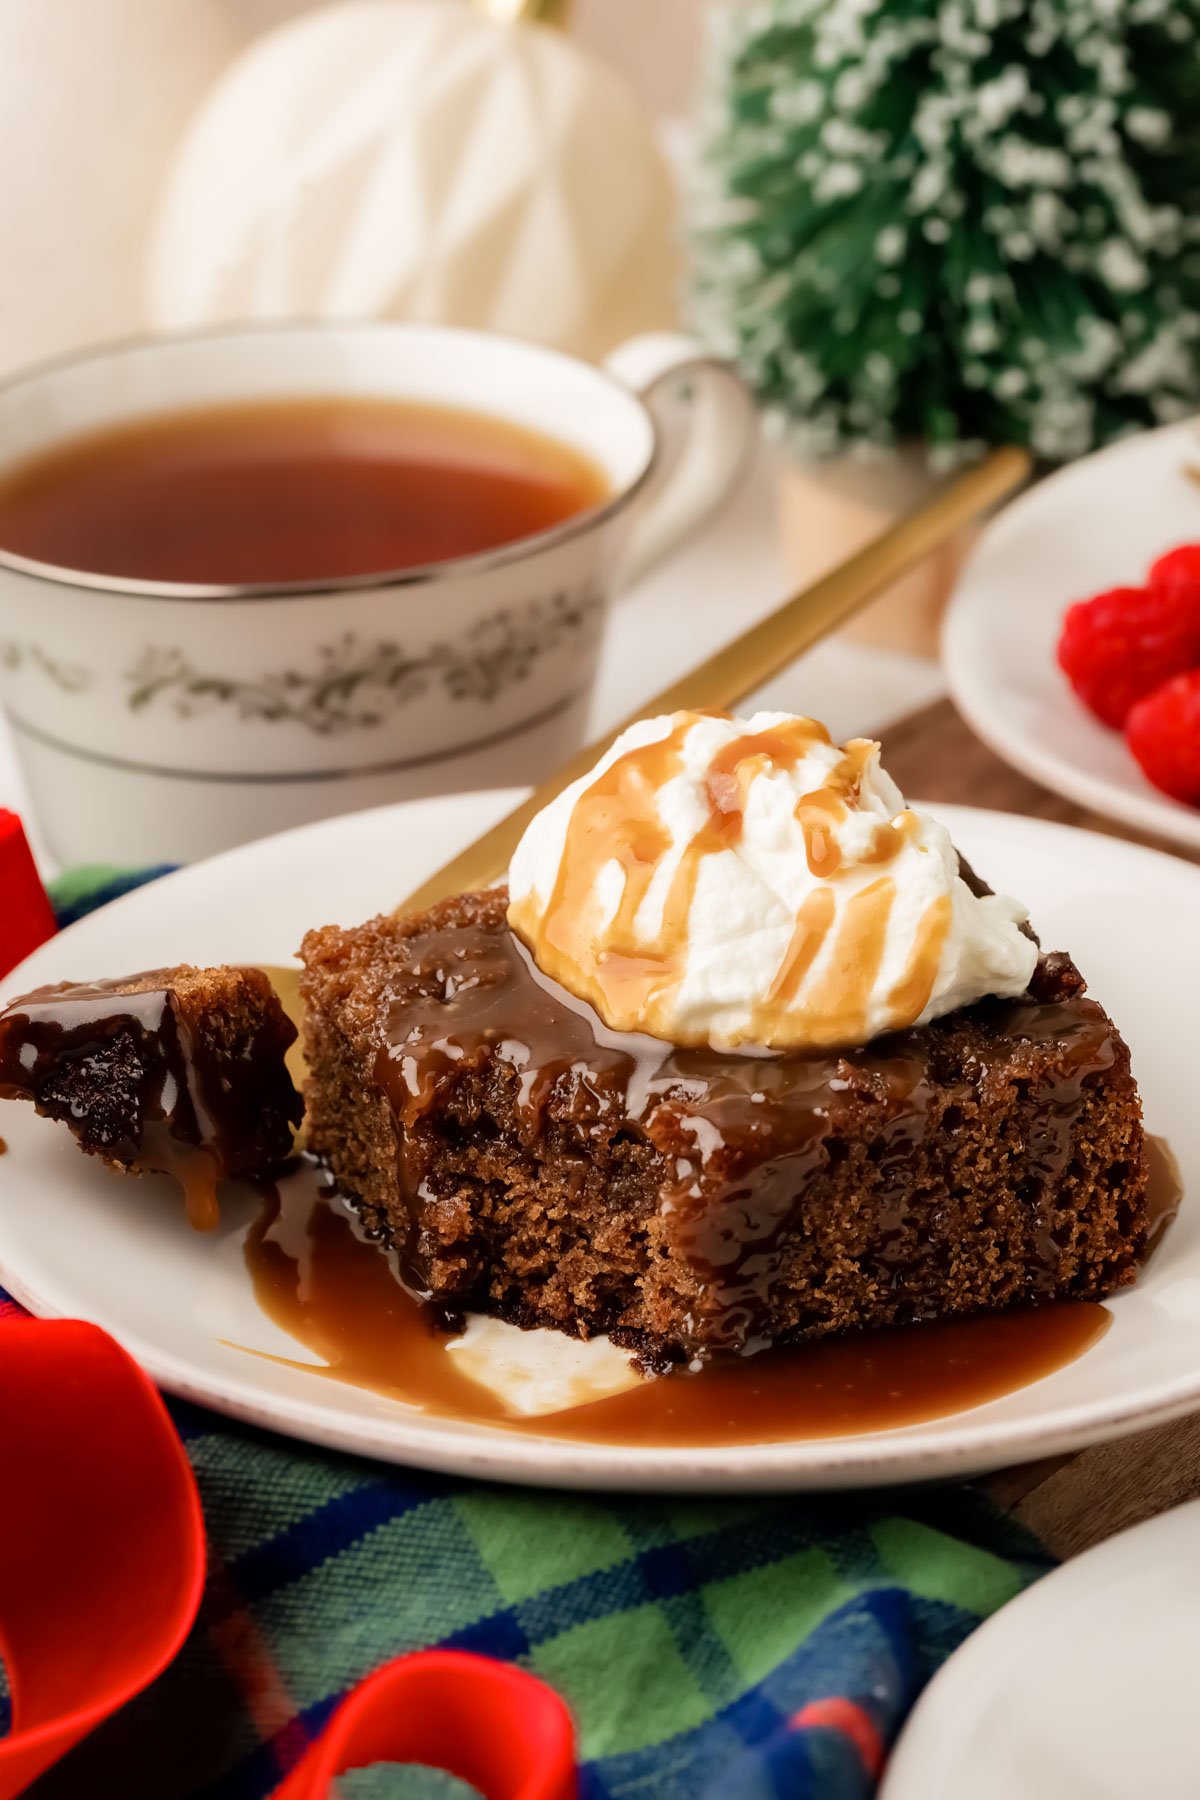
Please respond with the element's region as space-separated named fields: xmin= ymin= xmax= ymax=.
xmin=0 ymin=0 xmax=720 ymax=378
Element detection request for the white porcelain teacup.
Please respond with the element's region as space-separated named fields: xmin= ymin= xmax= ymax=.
xmin=0 ymin=322 xmax=754 ymax=865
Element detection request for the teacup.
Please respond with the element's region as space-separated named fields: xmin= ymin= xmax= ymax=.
xmin=0 ymin=322 xmax=754 ymax=865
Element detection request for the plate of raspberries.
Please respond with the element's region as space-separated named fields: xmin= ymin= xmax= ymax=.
xmin=945 ymin=419 xmax=1200 ymax=852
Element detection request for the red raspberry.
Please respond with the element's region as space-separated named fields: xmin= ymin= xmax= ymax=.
xmin=1057 ymin=585 xmax=1200 ymax=729
xmin=1126 ymin=670 xmax=1200 ymax=807
xmin=1149 ymin=544 xmax=1200 ymax=625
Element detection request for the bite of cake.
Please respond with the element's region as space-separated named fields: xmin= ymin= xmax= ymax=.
xmin=300 ymin=710 xmax=1148 ymax=1362
xmin=0 ymin=966 xmax=302 ymax=1229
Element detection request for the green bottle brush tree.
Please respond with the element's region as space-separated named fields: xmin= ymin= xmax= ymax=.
xmin=692 ymin=0 xmax=1200 ymax=468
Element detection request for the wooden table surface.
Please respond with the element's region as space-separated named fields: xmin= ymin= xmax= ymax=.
xmin=883 ymin=698 xmax=1199 ymax=1559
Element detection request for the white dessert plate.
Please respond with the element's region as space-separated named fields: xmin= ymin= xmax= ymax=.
xmin=882 ymin=1498 xmax=1200 ymax=1799
xmin=945 ymin=418 xmax=1200 ymax=853
xmin=1 ymin=793 xmax=1198 ymax=1492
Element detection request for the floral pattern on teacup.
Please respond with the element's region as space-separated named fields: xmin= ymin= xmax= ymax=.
xmin=1 ymin=589 xmax=604 ymax=738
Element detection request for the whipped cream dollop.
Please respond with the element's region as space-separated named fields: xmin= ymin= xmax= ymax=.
xmin=507 ymin=710 xmax=1038 ymax=1051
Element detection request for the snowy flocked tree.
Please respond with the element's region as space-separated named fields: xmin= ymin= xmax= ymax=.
xmin=691 ymin=0 xmax=1200 ymax=466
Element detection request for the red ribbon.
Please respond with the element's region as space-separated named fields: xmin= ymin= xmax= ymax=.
xmin=0 ymin=1319 xmax=579 ymax=1799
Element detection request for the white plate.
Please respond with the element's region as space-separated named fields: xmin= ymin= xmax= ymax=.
xmin=945 ymin=418 xmax=1200 ymax=853
xmin=1 ymin=795 xmax=1198 ymax=1491
xmin=882 ymin=1498 xmax=1200 ymax=1799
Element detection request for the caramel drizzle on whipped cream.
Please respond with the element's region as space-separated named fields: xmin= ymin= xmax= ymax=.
xmin=508 ymin=713 xmax=953 ymax=1049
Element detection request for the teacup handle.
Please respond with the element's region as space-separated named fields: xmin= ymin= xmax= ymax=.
xmin=603 ymin=332 xmax=758 ymax=590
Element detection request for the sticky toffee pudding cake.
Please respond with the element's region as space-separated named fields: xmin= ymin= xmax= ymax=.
xmin=0 ymin=967 xmax=301 ymax=1229
xmin=300 ymin=712 xmax=1149 ymax=1362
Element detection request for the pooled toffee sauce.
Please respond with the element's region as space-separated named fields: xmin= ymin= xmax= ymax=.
xmin=231 ymin=1153 xmax=1192 ymax=1446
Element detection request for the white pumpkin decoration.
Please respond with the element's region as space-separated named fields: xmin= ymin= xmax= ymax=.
xmin=146 ymin=0 xmax=681 ymax=360
xmin=0 ymin=0 xmax=246 ymax=377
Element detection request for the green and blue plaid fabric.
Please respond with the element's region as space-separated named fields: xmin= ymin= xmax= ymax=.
xmin=13 ymin=1393 xmax=1048 ymax=1799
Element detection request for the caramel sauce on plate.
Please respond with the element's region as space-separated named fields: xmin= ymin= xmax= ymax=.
xmin=507 ymin=714 xmax=952 ymax=1050
xmin=237 ymin=1158 xmax=1143 ymax=1445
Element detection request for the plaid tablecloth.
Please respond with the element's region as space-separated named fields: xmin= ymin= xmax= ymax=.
xmin=0 ymin=871 xmax=1052 ymax=1798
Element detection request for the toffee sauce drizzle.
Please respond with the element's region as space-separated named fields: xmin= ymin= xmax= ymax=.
xmin=507 ymin=714 xmax=952 ymax=1050
xmin=242 ymin=1159 xmax=1125 ymax=1446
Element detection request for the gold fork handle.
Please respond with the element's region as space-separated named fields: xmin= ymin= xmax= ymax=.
xmin=397 ymin=444 xmax=1032 ymax=914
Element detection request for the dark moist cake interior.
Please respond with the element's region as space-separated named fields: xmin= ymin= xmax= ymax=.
xmin=0 ymin=967 xmax=301 ymax=1226
xmin=300 ymin=887 xmax=1147 ymax=1362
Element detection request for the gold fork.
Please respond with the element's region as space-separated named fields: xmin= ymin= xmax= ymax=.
xmin=398 ymin=445 xmax=1031 ymax=914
